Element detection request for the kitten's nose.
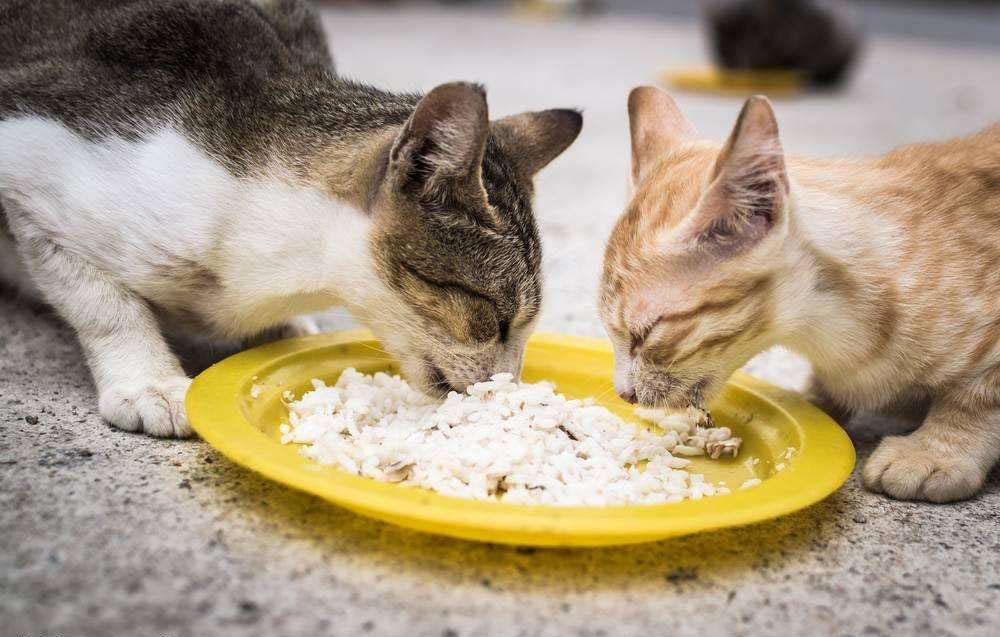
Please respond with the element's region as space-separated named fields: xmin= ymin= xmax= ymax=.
xmin=618 ymin=387 xmax=638 ymax=404
xmin=614 ymin=370 xmax=638 ymax=404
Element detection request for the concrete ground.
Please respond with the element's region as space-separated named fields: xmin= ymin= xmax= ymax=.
xmin=3 ymin=4 xmax=1000 ymax=637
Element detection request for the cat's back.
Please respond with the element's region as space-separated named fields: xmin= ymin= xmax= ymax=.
xmin=1 ymin=0 xmax=329 ymax=68
xmin=0 ymin=1 xmax=114 ymax=67
xmin=0 ymin=0 xmax=334 ymax=132
xmin=880 ymin=123 xmax=1000 ymax=211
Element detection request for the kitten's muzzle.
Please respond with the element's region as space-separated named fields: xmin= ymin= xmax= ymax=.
xmin=618 ymin=387 xmax=638 ymax=404
xmin=634 ymin=372 xmax=708 ymax=410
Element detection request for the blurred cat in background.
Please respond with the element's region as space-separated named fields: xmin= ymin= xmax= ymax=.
xmin=601 ymin=86 xmax=1000 ymax=503
xmin=0 ymin=0 xmax=581 ymax=437
xmin=705 ymin=0 xmax=860 ymax=87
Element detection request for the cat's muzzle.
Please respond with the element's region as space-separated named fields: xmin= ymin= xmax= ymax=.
xmin=424 ymin=360 xmax=462 ymax=397
xmin=633 ymin=370 xmax=708 ymax=410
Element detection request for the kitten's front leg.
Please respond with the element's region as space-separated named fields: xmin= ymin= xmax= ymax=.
xmin=22 ymin=238 xmax=192 ymax=437
xmin=804 ymin=374 xmax=854 ymax=424
xmin=863 ymin=398 xmax=1000 ymax=502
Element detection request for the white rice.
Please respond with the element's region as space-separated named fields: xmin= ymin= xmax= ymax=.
xmin=279 ymin=368 xmax=744 ymax=506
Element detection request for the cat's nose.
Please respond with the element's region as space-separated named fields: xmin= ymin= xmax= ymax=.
xmin=618 ymin=387 xmax=638 ymax=404
xmin=614 ymin=368 xmax=638 ymax=403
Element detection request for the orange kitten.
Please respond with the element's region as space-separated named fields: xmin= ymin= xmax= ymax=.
xmin=600 ymin=86 xmax=1000 ymax=503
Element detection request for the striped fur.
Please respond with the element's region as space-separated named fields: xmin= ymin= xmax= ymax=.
xmin=601 ymin=86 xmax=1000 ymax=503
xmin=0 ymin=0 xmax=582 ymax=438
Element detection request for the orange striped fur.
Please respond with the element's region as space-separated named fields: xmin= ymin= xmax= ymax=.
xmin=600 ymin=86 xmax=1000 ymax=503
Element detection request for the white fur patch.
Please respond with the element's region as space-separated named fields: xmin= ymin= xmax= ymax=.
xmin=0 ymin=116 xmax=378 ymax=338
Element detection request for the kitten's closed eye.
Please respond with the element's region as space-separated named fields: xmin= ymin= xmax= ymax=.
xmin=628 ymin=317 xmax=664 ymax=355
xmin=629 ymin=328 xmax=648 ymax=355
xmin=629 ymin=332 xmax=643 ymax=355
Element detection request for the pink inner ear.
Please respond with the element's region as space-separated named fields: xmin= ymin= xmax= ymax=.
xmin=712 ymin=96 xmax=787 ymax=188
xmin=664 ymin=96 xmax=787 ymax=252
xmin=669 ymin=162 xmax=782 ymax=255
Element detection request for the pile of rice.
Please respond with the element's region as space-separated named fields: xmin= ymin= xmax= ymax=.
xmin=279 ymin=368 xmax=743 ymax=506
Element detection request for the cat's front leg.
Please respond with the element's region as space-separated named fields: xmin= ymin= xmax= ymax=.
xmin=804 ymin=374 xmax=854 ymax=424
xmin=21 ymin=238 xmax=192 ymax=437
xmin=863 ymin=398 xmax=1000 ymax=502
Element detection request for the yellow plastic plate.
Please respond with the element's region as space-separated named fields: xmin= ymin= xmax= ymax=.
xmin=663 ymin=66 xmax=805 ymax=96
xmin=187 ymin=330 xmax=854 ymax=547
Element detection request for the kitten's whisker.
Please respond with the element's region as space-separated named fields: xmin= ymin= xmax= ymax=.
xmin=589 ymin=383 xmax=619 ymax=403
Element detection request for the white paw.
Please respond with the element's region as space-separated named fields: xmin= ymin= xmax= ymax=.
xmin=99 ymin=376 xmax=193 ymax=438
xmin=863 ymin=435 xmax=985 ymax=503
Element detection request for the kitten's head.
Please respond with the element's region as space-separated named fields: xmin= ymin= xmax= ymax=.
xmin=600 ymin=86 xmax=790 ymax=409
xmin=367 ymin=83 xmax=582 ymax=395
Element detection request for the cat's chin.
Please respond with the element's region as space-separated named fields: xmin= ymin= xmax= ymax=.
xmin=634 ymin=389 xmax=692 ymax=411
xmin=647 ymin=398 xmax=696 ymax=411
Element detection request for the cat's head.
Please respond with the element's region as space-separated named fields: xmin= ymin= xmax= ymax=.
xmin=600 ymin=86 xmax=790 ymax=409
xmin=366 ymin=82 xmax=581 ymax=395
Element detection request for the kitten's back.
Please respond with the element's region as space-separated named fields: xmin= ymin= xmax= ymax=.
xmin=869 ymin=124 xmax=1000 ymax=239
xmin=882 ymin=123 xmax=1000 ymax=187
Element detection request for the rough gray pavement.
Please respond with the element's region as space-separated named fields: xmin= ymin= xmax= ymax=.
xmin=3 ymin=6 xmax=1000 ymax=637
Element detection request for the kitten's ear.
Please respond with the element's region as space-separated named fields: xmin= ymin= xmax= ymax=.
xmin=628 ymin=86 xmax=697 ymax=185
xmin=390 ymin=82 xmax=489 ymax=192
xmin=492 ymin=109 xmax=583 ymax=177
xmin=677 ymin=96 xmax=789 ymax=253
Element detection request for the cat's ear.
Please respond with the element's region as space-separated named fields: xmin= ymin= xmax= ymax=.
xmin=389 ymin=82 xmax=489 ymax=192
xmin=628 ymin=86 xmax=697 ymax=185
xmin=676 ymin=96 xmax=788 ymax=253
xmin=492 ymin=109 xmax=583 ymax=177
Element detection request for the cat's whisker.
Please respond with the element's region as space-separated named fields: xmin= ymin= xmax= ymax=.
xmin=589 ymin=383 xmax=620 ymax=404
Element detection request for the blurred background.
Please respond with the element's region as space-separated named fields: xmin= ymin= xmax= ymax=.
xmin=312 ymin=0 xmax=1000 ymax=387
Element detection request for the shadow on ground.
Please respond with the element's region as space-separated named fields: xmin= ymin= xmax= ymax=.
xmin=196 ymin=446 xmax=859 ymax=594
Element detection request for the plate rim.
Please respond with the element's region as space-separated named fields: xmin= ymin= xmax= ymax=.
xmin=187 ymin=329 xmax=855 ymax=546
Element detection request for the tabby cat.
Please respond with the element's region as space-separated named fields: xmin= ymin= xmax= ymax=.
xmin=0 ymin=0 xmax=582 ymax=437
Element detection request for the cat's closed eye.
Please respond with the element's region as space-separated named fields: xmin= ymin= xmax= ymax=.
xmin=401 ymin=263 xmax=505 ymax=343
xmin=629 ymin=331 xmax=644 ymax=355
xmin=629 ymin=318 xmax=662 ymax=355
